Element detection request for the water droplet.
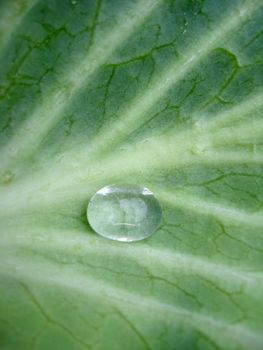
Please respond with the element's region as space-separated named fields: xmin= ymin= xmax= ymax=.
xmin=71 ymin=0 xmax=77 ymax=5
xmin=87 ymin=184 xmax=162 ymax=242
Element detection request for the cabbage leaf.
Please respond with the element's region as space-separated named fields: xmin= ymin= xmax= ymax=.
xmin=0 ymin=0 xmax=263 ymax=349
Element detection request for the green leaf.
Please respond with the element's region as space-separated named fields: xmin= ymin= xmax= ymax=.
xmin=0 ymin=0 xmax=263 ymax=349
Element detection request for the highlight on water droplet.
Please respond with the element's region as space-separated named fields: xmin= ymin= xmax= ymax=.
xmin=87 ymin=184 xmax=162 ymax=242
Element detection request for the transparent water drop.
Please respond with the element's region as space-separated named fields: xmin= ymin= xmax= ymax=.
xmin=87 ymin=184 xmax=162 ymax=242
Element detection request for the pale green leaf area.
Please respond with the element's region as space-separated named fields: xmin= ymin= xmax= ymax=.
xmin=0 ymin=0 xmax=263 ymax=349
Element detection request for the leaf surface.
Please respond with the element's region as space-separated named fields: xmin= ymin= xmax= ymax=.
xmin=0 ymin=0 xmax=263 ymax=349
